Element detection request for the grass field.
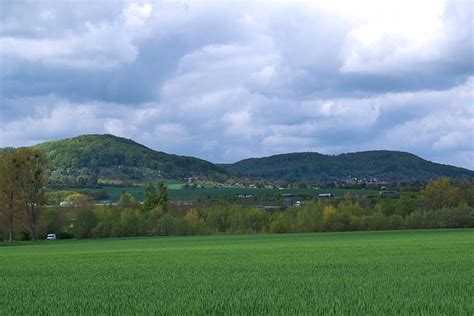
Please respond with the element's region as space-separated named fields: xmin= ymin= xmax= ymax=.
xmin=72 ymin=185 xmax=379 ymax=202
xmin=1 ymin=230 xmax=472 ymax=314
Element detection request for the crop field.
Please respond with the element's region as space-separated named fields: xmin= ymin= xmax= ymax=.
xmin=72 ymin=185 xmax=378 ymax=202
xmin=0 ymin=229 xmax=472 ymax=314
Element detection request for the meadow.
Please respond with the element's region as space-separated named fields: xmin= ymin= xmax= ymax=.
xmin=0 ymin=229 xmax=472 ymax=314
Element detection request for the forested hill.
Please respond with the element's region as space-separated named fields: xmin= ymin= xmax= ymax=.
xmin=220 ymin=151 xmax=474 ymax=183
xmin=33 ymin=134 xmax=227 ymax=186
xmin=9 ymin=134 xmax=473 ymax=186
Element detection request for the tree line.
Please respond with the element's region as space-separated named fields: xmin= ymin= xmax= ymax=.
xmin=1 ymin=148 xmax=473 ymax=241
xmin=34 ymin=181 xmax=474 ymax=240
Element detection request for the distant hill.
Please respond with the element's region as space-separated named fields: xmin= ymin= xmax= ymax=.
xmin=4 ymin=134 xmax=471 ymax=186
xmin=220 ymin=151 xmax=474 ymax=183
xmin=33 ymin=134 xmax=227 ymax=187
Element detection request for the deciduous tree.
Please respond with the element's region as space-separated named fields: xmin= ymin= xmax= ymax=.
xmin=420 ymin=177 xmax=460 ymax=210
xmin=185 ymin=208 xmax=201 ymax=235
xmin=16 ymin=148 xmax=47 ymax=241
xmin=74 ymin=208 xmax=98 ymax=238
xmin=0 ymin=150 xmax=23 ymax=242
xmin=117 ymin=192 xmax=141 ymax=210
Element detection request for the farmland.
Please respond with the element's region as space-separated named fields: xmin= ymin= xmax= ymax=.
xmin=70 ymin=184 xmax=379 ymax=202
xmin=0 ymin=229 xmax=472 ymax=314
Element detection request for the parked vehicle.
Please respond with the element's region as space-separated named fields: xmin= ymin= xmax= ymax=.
xmin=46 ymin=234 xmax=57 ymax=240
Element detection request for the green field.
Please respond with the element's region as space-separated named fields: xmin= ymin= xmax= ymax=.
xmin=72 ymin=185 xmax=378 ymax=202
xmin=0 ymin=230 xmax=472 ymax=314
xmin=133 ymin=179 xmax=186 ymax=190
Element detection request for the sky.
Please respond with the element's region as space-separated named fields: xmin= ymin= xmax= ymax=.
xmin=0 ymin=0 xmax=473 ymax=169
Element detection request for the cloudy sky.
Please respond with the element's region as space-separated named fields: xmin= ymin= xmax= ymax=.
xmin=1 ymin=0 xmax=473 ymax=168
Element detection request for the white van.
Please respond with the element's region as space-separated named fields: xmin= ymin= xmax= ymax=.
xmin=46 ymin=234 xmax=57 ymax=240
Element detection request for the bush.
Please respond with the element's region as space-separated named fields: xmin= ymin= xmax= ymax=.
xmin=74 ymin=208 xmax=98 ymax=239
xmin=58 ymin=232 xmax=74 ymax=239
xmin=434 ymin=204 xmax=474 ymax=228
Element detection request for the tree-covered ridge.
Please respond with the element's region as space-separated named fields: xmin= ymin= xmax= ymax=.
xmin=221 ymin=151 xmax=474 ymax=182
xmin=7 ymin=134 xmax=473 ymax=186
xmin=33 ymin=134 xmax=227 ymax=186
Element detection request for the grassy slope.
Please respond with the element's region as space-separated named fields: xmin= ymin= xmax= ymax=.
xmin=0 ymin=230 xmax=472 ymax=314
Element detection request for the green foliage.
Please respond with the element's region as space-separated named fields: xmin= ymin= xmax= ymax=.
xmin=204 ymin=203 xmax=231 ymax=233
xmin=405 ymin=209 xmax=425 ymax=229
xmin=12 ymin=180 xmax=474 ymax=240
xmin=270 ymin=202 xmax=325 ymax=233
xmin=454 ymin=181 xmax=474 ymax=207
xmin=65 ymin=193 xmax=93 ymax=206
xmin=39 ymin=208 xmax=64 ymax=237
xmin=74 ymin=208 xmax=98 ymax=239
xmin=119 ymin=209 xmax=142 ymax=237
xmin=184 ymin=208 xmax=205 ymax=235
xmin=431 ymin=203 xmax=474 ymax=228
xmin=0 ymin=230 xmax=472 ymax=314
xmin=373 ymin=198 xmax=396 ymax=216
xmin=0 ymin=148 xmax=47 ymax=241
xmin=14 ymin=134 xmax=473 ymax=188
xmin=228 ymin=205 xmax=268 ymax=234
xmin=82 ymin=189 xmax=109 ymax=201
xmin=0 ymin=150 xmax=23 ymax=242
xmin=395 ymin=193 xmax=418 ymax=217
xmin=45 ymin=190 xmax=79 ymax=205
xmin=5 ymin=180 xmax=473 ymax=241
xmin=92 ymin=206 xmax=120 ymax=238
xmin=143 ymin=182 xmax=159 ymax=212
xmin=420 ymin=177 xmax=461 ymax=210
xmin=33 ymin=134 xmax=227 ymax=186
xmin=117 ymin=192 xmax=141 ymax=210
xmin=157 ymin=181 xmax=169 ymax=210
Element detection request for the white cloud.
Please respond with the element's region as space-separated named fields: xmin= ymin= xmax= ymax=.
xmin=104 ymin=119 xmax=126 ymax=136
xmin=154 ymin=123 xmax=188 ymax=139
xmin=433 ymin=131 xmax=473 ymax=151
xmin=339 ymin=0 xmax=446 ymax=73
xmin=0 ymin=2 xmax=153 ymax=69
xmin=40 ymin=10 xmax=55 ymax=21
xmin=1 ymin=0 xmax=473 ymax=169
xmin=0 ymin=99 xmax=101 ymax=146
